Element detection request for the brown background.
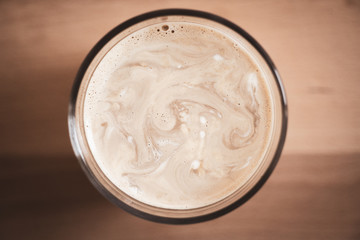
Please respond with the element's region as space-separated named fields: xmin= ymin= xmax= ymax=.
xmin=1 ymin=0 xmax=359 ymax=239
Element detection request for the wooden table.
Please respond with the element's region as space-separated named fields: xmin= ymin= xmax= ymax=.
xmin=1 ymin=0 xmax=359 ymax=239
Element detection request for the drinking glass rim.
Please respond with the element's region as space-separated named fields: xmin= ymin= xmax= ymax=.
xmin=68 ymin=8 xmax=288 ymax=224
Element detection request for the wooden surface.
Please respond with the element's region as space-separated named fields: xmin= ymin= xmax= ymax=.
xmin=0 ymin=0 xmax=359 ymax=239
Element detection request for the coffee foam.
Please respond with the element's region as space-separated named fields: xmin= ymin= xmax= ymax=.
xmin=83 ymin=21 xmax=273 ymax=209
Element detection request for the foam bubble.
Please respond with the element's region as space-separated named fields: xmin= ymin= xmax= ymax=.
xmin=213 ymin=54 xmax=224 ymax=61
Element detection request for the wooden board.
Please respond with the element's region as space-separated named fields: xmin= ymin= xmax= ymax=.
xmin=1 ymin=154 xmax=359 ymax=239
xmin=0 ymin=0 xmax=359 ymax=239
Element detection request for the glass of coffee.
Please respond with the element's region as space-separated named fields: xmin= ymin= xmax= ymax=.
xmin=68 ymin=9 xmax=287 ymax=224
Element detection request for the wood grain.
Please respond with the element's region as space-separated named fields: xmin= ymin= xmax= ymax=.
xmin=1 ymin=154 xmax=359 ymax=239
xmin=0 ymin=0 xmax=359 ymax=239
xmin=0 ymin=0 xmax=359 ymax=156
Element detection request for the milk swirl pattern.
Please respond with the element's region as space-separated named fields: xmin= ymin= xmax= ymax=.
xmin=84 ymin=22 xmax=273 ymax=209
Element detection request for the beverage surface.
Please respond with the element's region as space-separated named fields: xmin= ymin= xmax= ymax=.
xmin=83 ymin=21 xmax=273 ymax=209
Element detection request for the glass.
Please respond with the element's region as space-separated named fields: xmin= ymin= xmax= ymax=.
xmin=68 ymin=9 xmax=287 ymax=224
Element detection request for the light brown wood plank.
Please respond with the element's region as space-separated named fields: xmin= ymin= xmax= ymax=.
xmin=0 ymin=0 xmax=359 ymax=156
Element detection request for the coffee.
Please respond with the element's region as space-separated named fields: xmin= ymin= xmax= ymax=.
xmin=83 ymin=21 xmax=273 ymax=209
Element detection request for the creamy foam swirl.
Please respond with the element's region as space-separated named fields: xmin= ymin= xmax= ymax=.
xmin=84 ymin=22 xmax=272 ymax=209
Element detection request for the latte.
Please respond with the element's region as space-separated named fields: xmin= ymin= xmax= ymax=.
xmin=83 ymin=21 xmax=273 ymax=209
